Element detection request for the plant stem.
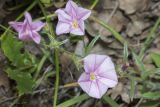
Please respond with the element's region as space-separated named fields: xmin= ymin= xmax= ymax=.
xmin=0 ymin=24 xmax=17 ymax=35
xmin=9 ymin=96 xmax=21 ymax=107
xmin=34 ymin=54 xmax=48 ymax=80
xmin=63 ymin=82 xmax=79 ymax=88
xmin=38 ymin=2 xmax=60 ymax=107
xmin=90 ymin=0 xmax=99 ymax=9
xmin=38 ymin=1 xmax=55 ymax=37
xmin=135 ymin=98 xmax=143 ymax=107
xmin=35 ymin=13 xmax=56 ymax=21
xmin=53 ymin=49 xmax=60 ymax=107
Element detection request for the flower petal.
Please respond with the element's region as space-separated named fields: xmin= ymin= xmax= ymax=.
xmin=88 ymin=81 xmax=101 ymax=99
xmin=31 ymin=21 xmax=45 ymax=31
xmin=65 ymin=0 xmax=78 ymax=18
xmin=9 ymin=21 xmax=23 ymax=32
xmin=95 ymin=56 xmax=117 ymax=80
xmin=78 ymin=72 xmax=91 ymax=93
xmin=70 ymin=27 xmax=84 ymax=35
xmin=55 ymin=9 xmax=72 ymax=23
xmin=96 ymin=80 xmax=108 ymax=97
xmin=24 ymin=12 xmax=32 ymax=23
xmin=19 ymin=29 xmax=32 ymax=41
xmin=70 ymin=20 xmax=84 ymax=35
xmin=83 ymin=54 xmax=107 ymax=73
xmin=79 ymin=20 xmax=85 ymax=33
xmin=98 ymin=75 xmax=118 ymax=88
xmin=56 ymin=22 xmax=70 ymax=35
xmin=94 ymin=55 xmax=108 ymax=72
xmin=95 ymin=56 xmax=118 ymax=87
xmin=98 ymin=69 xmax=118 ymax=82
xmin=77 ymin=7 xmax=91 ymax=20
xmin=30 ymin=31 xmax=41 ymax=44
xmin=94 ymin=56 xmax=115 ymax=73
xmin=78 ymin=72 xmax=90 ymax=82
xmin=83 ymin=54 xmax=96 ymax=73
xmin=84 ymin=80 xmax=109 ymax=99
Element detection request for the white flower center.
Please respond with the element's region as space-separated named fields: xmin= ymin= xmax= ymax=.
xmin=90 ymin=72 xmax=96 ymax=80
xmin=72 ymin=20 xmax=79 ymax=28
xmin=25 ymin=30 xmax=29 ymax=35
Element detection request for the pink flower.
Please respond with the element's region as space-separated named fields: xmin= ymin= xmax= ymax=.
xmin=55 ymin=0 xmax=91 ymax=35
xmin=78 ymin=54 xmax=118 ymax=99
xmin=9 ymin=12 xmax=45 ymax=44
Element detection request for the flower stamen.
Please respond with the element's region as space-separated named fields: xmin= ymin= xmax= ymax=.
xmin=72 ymin=20 xmax=79 ymax=28
xmin=90 ymin=72 xmax=96 ymax=80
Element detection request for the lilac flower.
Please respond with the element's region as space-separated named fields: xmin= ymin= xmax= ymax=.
xmin=9 ymin=12 xmax=45 ymax=44
xmin=78 ymin=54 xmax=118 ymax=99
xmin=55 ymin=0 xmax=91 ymax=35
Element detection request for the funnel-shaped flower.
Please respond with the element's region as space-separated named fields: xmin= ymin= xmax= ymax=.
xmin=78 ymin=54 xmax=118 ymax=99
xmin=55 ymin=0 xmax=91 ymax=35
xmin=9 ymin=12 xmax=45 ymax=44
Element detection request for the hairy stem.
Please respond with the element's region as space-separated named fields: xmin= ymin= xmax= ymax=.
xmin=53 ymin=49 xmax=60 ymax=107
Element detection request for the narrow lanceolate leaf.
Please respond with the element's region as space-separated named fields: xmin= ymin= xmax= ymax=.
xmin=6 ymin=69 xmax=35 ymax=95
xmin=138 ymin=101 xmax=159 ymax=107
xmin=129 ymin=76 xmax=135 ymax=101
xmin=142 ymin=92 xmax=160 ymax=100
xmin=151 ymin=53 xmax=160 ymax=68
xmin=132 ymin=52 xmax=146 ymax=72
xmin=57 ymin=94 xmax=90 ymax=107
xmin=1 ymin=33 xmax=25 ymax=66
xmin=123 ymin=42 xmax=129 ymax=62
xmin=103 ymin=95 xmax=119 ymax=107
xmin=132 ymin=52 xmax=147 ymax=79
xmin=85 ymin=35 xmax=100 ymax=55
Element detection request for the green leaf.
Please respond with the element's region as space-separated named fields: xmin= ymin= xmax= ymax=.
xmin=57 ymin=94 xmax=90 ymax=107
xmin=103 ymin=95 xmax=119 ymax=107
xmin=6 ymin=68 xmax=35 ymax=95
xmin=133 ymin=52 xmax=146 ymax=72
xmin=132 ymin=52 xmax=147 ymax=79
xmin=129 ymin=76 xmax=135 ymax=101
xmin=85 ymin=35 xmax=100 ymax=55
xmin=1 ymin=34 xmax=25 ymax=66
xmin=151 ymin=53 xmax=160 ymax=67
xmin=123 ymin=42 xmax=129 ymax=62
xmin=142 ymin=92 xmax=160 ymax=100
xmin=139 ymin=101 xmax=159 ymax=107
